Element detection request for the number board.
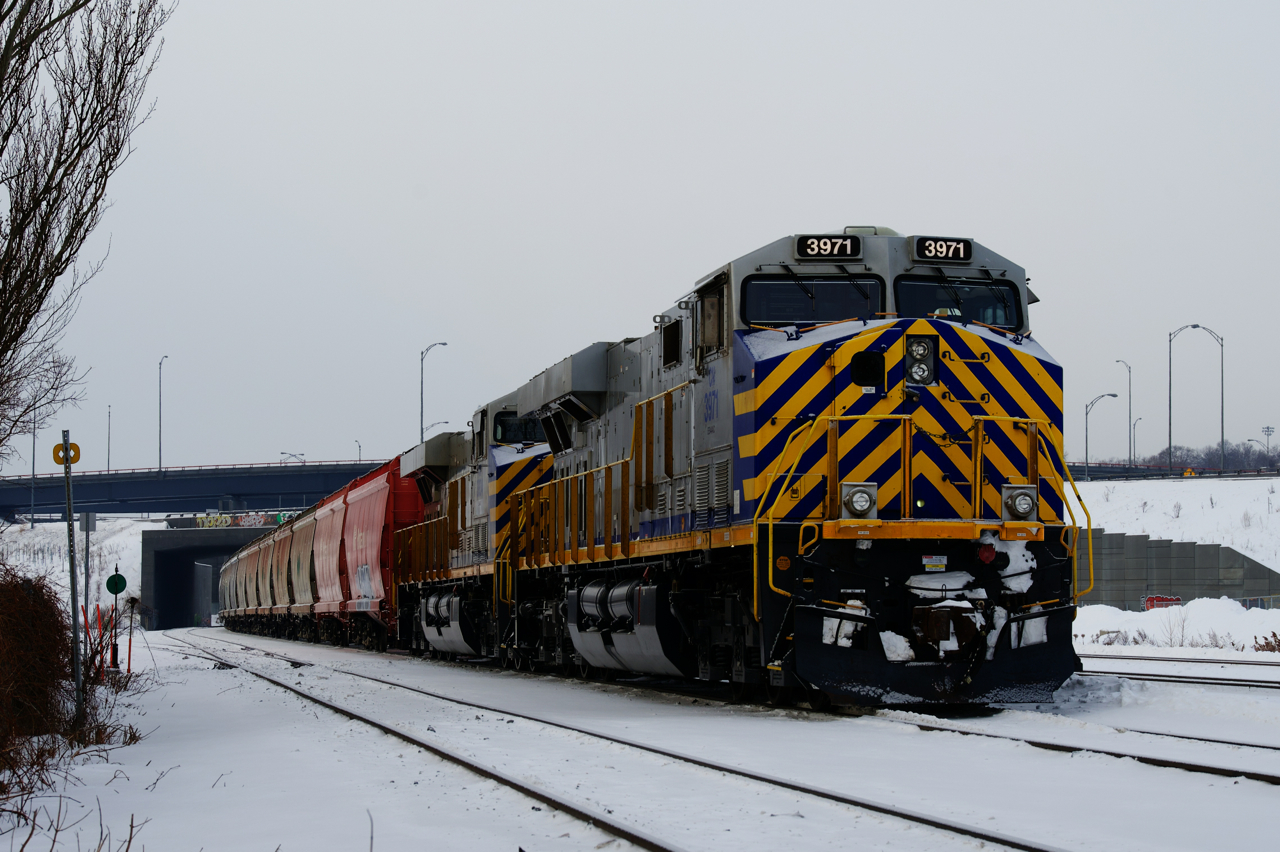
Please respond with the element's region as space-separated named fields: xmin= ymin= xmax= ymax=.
xmin=913 ymin=236 xmax=973 ymax=262
xmin=795 ymin=234 xmax=862 ymax=260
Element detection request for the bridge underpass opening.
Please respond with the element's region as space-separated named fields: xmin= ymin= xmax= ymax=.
xmin=141 ymin=528 xmax=267 ymax=630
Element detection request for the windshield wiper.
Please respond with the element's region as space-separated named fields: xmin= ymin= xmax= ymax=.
xmin=779 ymin=263 xmax=814 ymax=301
xmin=836 ymin=264 xmax=870 ymax=302
xmin=932 ymin=269 xmax=964 ymax=312
xmin=977 ymin=270 xmax=1012 ymax=321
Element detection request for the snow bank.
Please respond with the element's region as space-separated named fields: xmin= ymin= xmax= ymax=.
xmin=1069 ymin=478 xmax=1280 ymax=569
xmin=0 ymin=517 xmax=161 ymax=610
xmin=1075 ymin=597 xmax=1280 ymax=651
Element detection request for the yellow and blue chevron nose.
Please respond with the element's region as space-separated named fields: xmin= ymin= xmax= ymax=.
xmin=733 ymin=318 xmax=1066 ymax=526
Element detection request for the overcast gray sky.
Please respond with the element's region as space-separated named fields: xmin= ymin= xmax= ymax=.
xmin=6 ymin=0 xmax=1278 ymax=476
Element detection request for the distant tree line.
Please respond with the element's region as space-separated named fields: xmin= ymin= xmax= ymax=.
xmin=1093 ymin=440 xmax=1277 ymax=471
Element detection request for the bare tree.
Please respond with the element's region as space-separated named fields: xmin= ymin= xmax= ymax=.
xmin=0 ymin=0 xmax=170 ymax=464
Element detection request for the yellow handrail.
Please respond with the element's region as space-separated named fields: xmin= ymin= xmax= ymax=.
xmin=509 ymin=382 xmax=693 ymax=569
xmin=750 ymin=414 xmax=912 ymax=619
xmin=1037 ymin=431 xmax=1094 ymax=602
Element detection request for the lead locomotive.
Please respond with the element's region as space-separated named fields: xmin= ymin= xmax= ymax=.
xmin=224 ymin=227 xmax=1092 ymax=706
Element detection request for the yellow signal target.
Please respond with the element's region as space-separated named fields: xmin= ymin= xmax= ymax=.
xmin=52 ymin=443 xmax=80 ymax=465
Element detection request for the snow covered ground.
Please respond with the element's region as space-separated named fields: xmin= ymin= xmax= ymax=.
xmin=20 ymin=627 xmax=1274 ymax=852
xmin=0 ymin=517 xmax=161 ymax=611
xmin=1070 ymin=478 xmax=1280 ymax=569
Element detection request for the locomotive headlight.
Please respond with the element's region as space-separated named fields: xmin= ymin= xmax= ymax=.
xmin=845 ymin=488 xmax=873 ymax=515
xmin=1001 ymin=484 xmax=1038 ymax=521
xmin=908 ymin=339 xmax=931 ymax=360
xmin=840 ymin=482 xmax=879 ymax=519
xmin=908 ymin=361 xmax=933 ymax=384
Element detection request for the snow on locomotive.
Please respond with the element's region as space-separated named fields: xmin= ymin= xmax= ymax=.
xmin=223 ymin=226 xmax=1094 ymax=705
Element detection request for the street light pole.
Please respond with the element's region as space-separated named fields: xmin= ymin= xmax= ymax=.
xmin=1116 ymin=359 xmax=1132 ymax=469
xmin=107 ymin=405 xmax=111 ymax=473
xmin=354 ymin=440 xmax=361 ymax=462
xmin=1085 ymin=393 xmax=1118 ymax=481
xmin=158 ymin=355 xmax=168 ymax=471
xmin=1132 ymin=417 xmax=1142 ymax=466
xmin=420 ymin=342 xmax=447 ymax=444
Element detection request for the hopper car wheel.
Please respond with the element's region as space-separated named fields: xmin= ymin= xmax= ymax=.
xmin=576 ymin=660 xmax=591 ymax=680
xmin=729 ymin=681 xmax=758 ymax=704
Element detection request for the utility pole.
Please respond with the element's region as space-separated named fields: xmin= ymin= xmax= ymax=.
xmin=107 ymin=405 xmax=111 ymax=473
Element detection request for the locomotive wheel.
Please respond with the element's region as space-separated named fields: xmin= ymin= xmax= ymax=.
xmin=805 ymin=687 xmax=833 ymax=712
xmin=765 ymin=682 xmax=794 ymax=707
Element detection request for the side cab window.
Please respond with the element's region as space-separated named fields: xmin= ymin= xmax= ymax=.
xmin=472 ymin=409 xmax=488 ymax=462
xmin=695 ymin=272 xmax=729 ymax=370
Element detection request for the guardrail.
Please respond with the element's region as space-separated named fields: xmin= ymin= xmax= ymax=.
xmin=1069 ymin=463 xmax=1280 ymax=481
xmin=0 ymin=458 xmax=387 ymax=483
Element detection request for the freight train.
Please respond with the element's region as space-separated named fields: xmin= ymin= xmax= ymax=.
xmin=219 ymin=226 xmax=1094 ymax=706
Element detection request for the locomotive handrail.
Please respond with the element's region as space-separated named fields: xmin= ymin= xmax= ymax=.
xmin=1038 ymin=431 xmax=1095 ymax=603
xmin=508 ymin=382 xmax=692 ymax=569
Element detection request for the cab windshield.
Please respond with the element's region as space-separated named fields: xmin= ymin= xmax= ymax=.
xmin=493 ymin=411 xmax=545 ymax=444
xmin=893 ymin=277 xmax=1021 ymax=329
xmin=740 ymin=276 xmax=882 ymax=327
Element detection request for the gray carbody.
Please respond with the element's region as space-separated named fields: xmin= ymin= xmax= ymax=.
xmin=407 ymin=227 xmax=1030 ymax=567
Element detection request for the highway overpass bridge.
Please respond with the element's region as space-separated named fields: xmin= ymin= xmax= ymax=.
xmin=0 ymin=460 xmax=384 ymax=521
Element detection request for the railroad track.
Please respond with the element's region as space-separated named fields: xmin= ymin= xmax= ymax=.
xmin=170 ymin=631 xmax=1280 ymax=786
xmin=1076 ymin=670 xmax=1280 ymax=691
xmin=1079 ymin=652 xmax=1280 ymax=668
xmin=162 ymin=629 xmax=1072 ymax=852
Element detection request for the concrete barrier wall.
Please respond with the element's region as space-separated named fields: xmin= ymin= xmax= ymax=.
xmin=1078 ymin=528 xmax=1280 ymax=610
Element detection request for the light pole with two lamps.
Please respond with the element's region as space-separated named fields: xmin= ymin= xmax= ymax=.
xmin=420 ymin=342 xmax=447 ymax=444
xmin=1085 ymin=393 xmax=1117 ymax=481
xmin=1168 ymin=324 xmax=1224 ymax=472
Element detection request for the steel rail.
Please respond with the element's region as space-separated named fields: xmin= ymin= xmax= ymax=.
xmin=1078 ymin=652 xmax=1280 ymax=669
xmin=161 ymin=631 xmax=690 ymax=852
xmin=1076 ymin=670 xmax=1280 ymax=690
xmin=870 ymin=712 xmax=1280 ymax=783
xmin=173 ymin=630 xmax=1070 ymax=852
